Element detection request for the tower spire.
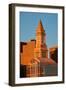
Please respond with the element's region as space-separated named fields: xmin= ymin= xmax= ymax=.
xmin=36 ymin=20 xmax=45 ymax=34
xmin=34 ymin=20 xmax=48 ymax=58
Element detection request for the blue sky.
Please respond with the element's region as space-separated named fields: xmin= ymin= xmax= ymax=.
xmin=20 ymin=12 xmax=58 ymax=48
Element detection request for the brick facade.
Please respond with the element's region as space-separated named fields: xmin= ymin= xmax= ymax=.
xmin=20 ymin=20 xmax=57 ymax=77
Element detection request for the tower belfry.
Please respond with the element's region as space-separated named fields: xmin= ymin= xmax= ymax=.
xmin=34 ymin=20 xmax=48 ymax=58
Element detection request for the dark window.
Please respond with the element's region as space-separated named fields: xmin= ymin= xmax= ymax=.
xmin=42 ymin=52 xmax=46 ymax=57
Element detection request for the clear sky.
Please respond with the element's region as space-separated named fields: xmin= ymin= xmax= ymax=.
xmin=20 ymin=12 xmax=58 ymax=48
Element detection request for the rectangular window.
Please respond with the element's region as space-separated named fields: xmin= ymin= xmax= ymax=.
xmin=42 ymin=52 xmax=46 ymax=57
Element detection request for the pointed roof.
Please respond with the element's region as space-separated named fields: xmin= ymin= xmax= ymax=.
xmin=38 ymin=20 xmax=43 ymax=28
xmin=36 ymin=20 xmax=45 ymax=33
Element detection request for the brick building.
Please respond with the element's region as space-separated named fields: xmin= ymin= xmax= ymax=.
xmin=20 ymin=20 xmax=57 ymax=77
xmin=49 ymin=46 xmax=58 ymax=63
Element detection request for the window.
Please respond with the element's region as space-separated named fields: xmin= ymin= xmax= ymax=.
xmin=42 ymin=52 xmax=46 ymax=57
